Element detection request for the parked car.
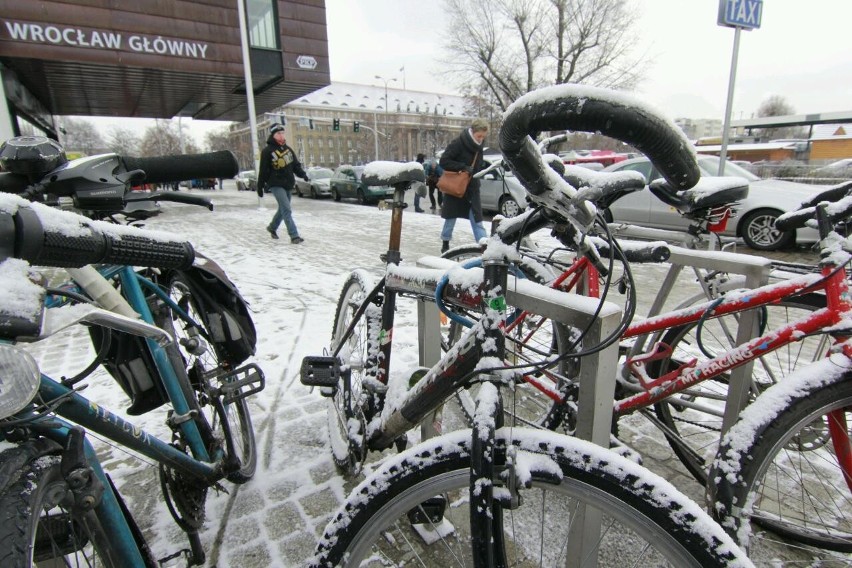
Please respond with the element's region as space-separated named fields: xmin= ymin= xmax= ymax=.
xmin=812 ymin=158 xmax=852 ymax=179
xmin=329 ymin=165 xmax=393 ymax=204
xmin=477 ymin=156 xmax=528 ymax=217
xmin=295 ymin=167 xmax=334 ymax=198
xmin=235 ymin=170 xmax=258 ymax=192
xmin=601 ymin=155 xmax=823 ymax=250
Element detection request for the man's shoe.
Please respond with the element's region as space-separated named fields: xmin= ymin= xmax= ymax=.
xmin=291 ymin=236 xmax=305 ymax=244
xmin=267 ymin=227 xmax=279 ymax=239
xmin=415 ymin=208 xmax=425 ymax=213
xmin=441 ymin=240 xmax=450 ymax=254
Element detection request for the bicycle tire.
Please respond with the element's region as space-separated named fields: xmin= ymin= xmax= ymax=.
xmin=0 ymin=451 xmax=124 ymax=567
xmin=649 ymin=293 xmax=827 ymax=484
xmin=311 ymin=429 xmax=750 ymax=567
xmin=158 ymin=273 xmax=257 ymax=483
xmin=710 ymin=366 xmax=852 ymax=555
xmin=328 ymin=269 xmax=378 ymax=476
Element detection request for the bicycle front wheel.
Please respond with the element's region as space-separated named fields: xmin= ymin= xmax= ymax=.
xmin=160 ymin=273 xmax=257 ymax=483
xmin=0 ymin=451 xmax=128 ymax=567
xmin=313 ymin=429 xmax=749 ymax=567
xmin=711 ymin=367 xmax=852 ymax=555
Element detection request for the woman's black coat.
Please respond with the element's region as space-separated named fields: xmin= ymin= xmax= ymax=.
xmin=439 ymin=129 xmax=486 ymax=221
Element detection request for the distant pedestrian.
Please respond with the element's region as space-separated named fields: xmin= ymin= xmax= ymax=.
xmin=424 ymin=156 xmax=443 ymax=211
xmin=439 ymin=118 xmax=489 ymax=253
xmin=413 ymin=153 xmax=426 ymax=212
xmin=257 ymin=124 xmax=309 ymax=244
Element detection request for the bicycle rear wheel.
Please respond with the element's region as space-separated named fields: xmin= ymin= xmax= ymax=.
xmin=328 ymin=269 xmax=378 ymax=476
xmin=649 ymin=293 xmax=827 ymax=484
xmin=711 ymin=370 xmax=852 ymax=555
xmin=0 ymin=452 xmax=130 ymax=567
xmin=313 ymin=429 xmax=750 ymax=567
xmin=159 ymin=273 xmax=257 ymax=483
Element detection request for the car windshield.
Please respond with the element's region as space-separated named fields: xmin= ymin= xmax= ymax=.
xmin=696 ymin=156 xmax=760 ymax=181
xmin=310 ymin=168 xmax=333 ymax=180
xmin=353 ymin=167 xmax=364 ymax=181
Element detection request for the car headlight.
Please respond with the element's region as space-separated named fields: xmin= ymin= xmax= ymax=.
xmin=0 ymin=344 xmax=41 ymax=420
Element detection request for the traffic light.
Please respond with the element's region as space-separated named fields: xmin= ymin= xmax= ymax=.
xmin=353 ymin=121 xmax=360 ymax=133
xmin=333 ymin=118 xmax=340 ymax=131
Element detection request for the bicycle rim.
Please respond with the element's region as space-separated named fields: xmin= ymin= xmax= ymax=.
xmin=737 ymin=382 xmax=852 ymax=553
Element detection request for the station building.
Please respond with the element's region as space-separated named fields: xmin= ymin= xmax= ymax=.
xmin=0 ymin=0 xmax=330 ymax=142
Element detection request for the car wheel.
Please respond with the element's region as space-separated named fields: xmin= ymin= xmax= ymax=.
xmin=310 ymin=186 xmax=318 ymax=199
xmin=356 ymin=189 xmax=367 ymax=205
xmin=332 ymin=188 xmax=341 ymax=202
xmin=740 ymin=208 xmax=795 ymax=251
xmin=237 ymin=181 xmax=245 ymax=191
xmin=499 ymin=196 xmax=521 ymax=217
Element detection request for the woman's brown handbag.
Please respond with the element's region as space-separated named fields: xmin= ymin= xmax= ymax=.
xmin=436 ymin=170 xmax=470 ymax=198
xmin=437 ymin=153 xmax=478 ymax=198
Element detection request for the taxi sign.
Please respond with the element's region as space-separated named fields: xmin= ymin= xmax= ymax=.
xmin=718 ymin=0 xmax=763 ymax=30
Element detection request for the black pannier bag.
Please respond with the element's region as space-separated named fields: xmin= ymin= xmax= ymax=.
xmin=173 ymin=254 xmax=257 ymax=366
xmin=88 ymin=326 xmax=169 ymax=415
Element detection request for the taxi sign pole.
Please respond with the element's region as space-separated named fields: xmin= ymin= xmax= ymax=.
xmin=236 ymin=0 xmax=262 ymax=208
xmin=717 ymin=0 xmax=763 ymax=176
xmin=718 ymin=26 xmax=741 ymax=176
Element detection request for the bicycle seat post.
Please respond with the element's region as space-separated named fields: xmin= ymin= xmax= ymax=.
xmin=383 ymin=181 xmax=409 ymax=266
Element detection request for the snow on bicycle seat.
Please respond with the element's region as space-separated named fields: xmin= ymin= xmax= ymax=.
xmin=362 ymin=160 xmax=426 ymax=187
xmin=649 ymin=176 xmax=748 ymax=217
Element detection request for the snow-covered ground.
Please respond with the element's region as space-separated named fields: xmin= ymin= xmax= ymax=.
xmin=17 ymin=183 xmax=847 ymax=566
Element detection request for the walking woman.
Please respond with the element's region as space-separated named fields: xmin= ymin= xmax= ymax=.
xmin=439 ymin=118 xmax=489 ymax=253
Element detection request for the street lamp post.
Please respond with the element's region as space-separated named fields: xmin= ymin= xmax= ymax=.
xmin=374 ymin=75 xmax=397 ymax=160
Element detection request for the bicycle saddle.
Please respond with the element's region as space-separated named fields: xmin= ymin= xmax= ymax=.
xmin=649 ymin=176 xmax=748 ymax=217
xmin=362 ymin=161 xmax=426 ymax=187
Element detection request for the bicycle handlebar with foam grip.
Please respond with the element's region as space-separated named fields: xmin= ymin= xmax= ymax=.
xmin=121 ymin=150 xmax=239 ymax=184
xmin=0 ymin=200 xmax=194 ymax=269
xmin=499 ymin=85 xmax=700 ymax=198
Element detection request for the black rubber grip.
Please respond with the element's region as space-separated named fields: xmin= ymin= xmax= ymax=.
xmin=121 ymin=150 xmax=239 ymax=184
xmin=8 ymin=207 xmax=194 ymax=269
xmin=0 ymin=172 xmax=29 ymax=194
xmin=500 ymin=85 xmax=700 ymax=194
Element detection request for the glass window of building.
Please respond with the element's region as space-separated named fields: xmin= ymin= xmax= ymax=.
xmin=246 ymin=0 xmax=279 ymax=50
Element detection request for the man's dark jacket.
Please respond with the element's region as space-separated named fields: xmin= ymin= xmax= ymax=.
xmin=257 ymin=133 xmax=307 ymax=196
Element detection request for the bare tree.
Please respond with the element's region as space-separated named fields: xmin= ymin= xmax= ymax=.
xmin=105 ymin=126 xmax=140 ymax=156
xmin=139 ymin=120 xmax=199 ymax=157
xmin=441 ymin=0 xmax=645 ymax=112
xmin=61 ymin=117 xmax=106 ymax=155
xmin=754 ymin=95 xmax=805 ymax=140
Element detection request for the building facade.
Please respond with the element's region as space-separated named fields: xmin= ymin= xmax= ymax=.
xmin=230 ymin=81 xmax=477 ymax=168
xmin=0 ymin=0 xmax=330 ymax=140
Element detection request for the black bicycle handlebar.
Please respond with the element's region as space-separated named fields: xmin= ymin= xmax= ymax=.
xmin=121 ymin=150 xmax=238 ymax=184
xmin=499 ymin=85 xmax=700 ymax=195
xmin=0 ymin=197 xmax=195 ymax=269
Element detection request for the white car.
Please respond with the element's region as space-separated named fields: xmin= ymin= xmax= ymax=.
xmin=602 ymin=155 xmax=824 ymax=250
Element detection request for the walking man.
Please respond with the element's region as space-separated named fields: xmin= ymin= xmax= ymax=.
xmin=257 ymin=124 xmax=308 ymax=243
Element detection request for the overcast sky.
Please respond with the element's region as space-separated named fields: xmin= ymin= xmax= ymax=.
xmin=83 ymin=0 xmax=852 ymax=145
xmin=326 ymin=0 xmax=852 ymax=120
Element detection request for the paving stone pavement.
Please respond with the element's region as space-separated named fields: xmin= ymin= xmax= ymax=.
xmin=20 ymin=183 xmax=850 ymax=567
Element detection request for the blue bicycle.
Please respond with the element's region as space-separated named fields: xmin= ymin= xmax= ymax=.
xmin=0 ymin=141 xmax=263 ymax=566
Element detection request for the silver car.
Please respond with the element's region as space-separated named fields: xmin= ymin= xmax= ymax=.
xmin=295 ymin=167 xmax=333 ymax=198
xmin=477 ymin=157 xmax=528 ymax=217
xmin=602 ymin=155 xmax=823 ymax=250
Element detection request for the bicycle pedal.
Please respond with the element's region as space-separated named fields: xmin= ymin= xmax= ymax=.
xmin=411 ymin=518 xmax=455 ymax=545
xmin=301 ymin=355 xmax=346 ymax=393
xmin=218 ymin=363 xmax=265 ymax=403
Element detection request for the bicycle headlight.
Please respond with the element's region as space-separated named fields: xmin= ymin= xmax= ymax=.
xmin=0 ymin=344 xmax=40 ymax=419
